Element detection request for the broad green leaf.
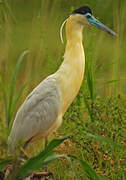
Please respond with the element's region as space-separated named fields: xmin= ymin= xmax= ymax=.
xmin=41 ymin=154 xmax=78 ymax=179
xmin=70 ymin=155 xmax=103 ymax=180
xmin=18 ymin=135 xmax=70 ymax=178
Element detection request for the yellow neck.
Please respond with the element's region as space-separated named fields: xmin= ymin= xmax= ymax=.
xmin=55 ymin=15 xmax=85 ymax=115
xmin=65 ymin=15 xmax=83 ymax=44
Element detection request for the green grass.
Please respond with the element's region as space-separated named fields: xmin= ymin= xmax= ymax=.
xmin=60 ymin=95 xmax=126 ymax=179
xmin=0 ymin=0 xmax=126 ymax=179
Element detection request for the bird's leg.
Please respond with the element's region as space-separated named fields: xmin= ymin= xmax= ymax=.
xmin=44 ymin=137 xmax=56 ymax=180
xmin=45 ymin=136 xmax=48 ymax=148
xmin=21 ymin=137 xmax=33 ymax=159
xmin=45 ymin=136 xmax=48 ymax=172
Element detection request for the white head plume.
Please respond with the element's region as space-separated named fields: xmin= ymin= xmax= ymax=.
xmin=60 ymin=18 xmax=68 ymax=44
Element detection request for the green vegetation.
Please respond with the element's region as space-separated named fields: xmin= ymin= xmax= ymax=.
xmin=0 ymin=0 xmax=126 ymax=179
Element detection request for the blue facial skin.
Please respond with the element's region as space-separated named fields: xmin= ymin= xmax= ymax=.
xmin=84 ymin=13 xmax=117 ymax=36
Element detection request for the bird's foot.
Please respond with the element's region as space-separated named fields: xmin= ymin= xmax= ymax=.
xmin=30 ymin=171 xmax=56 ymax=180
xmin=4 ymin=164 xmax=13 ymax=179
xmin=0 ymin=171 xmax=4 ymax=180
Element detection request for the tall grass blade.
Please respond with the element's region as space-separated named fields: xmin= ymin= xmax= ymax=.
xmin=86 ymin=61 xmax=95 ymax=101
xmin=84 ymin=60 xmax=95 ymax=121
xmin=79 ymin=159 xmax=103 ymax=180
xmin=7 ymin=50 xmax=29 ymax=127
xmin=0 ymin=71 xmax=8 ymax=124
xmin=84 ymin=131 xmax=126 ymax=150
xmin=83 ymin=94 xmax=93 ymax=121
xmin=9 ymin=83 xmax=26 ymax=129
xmin=96 ymin=62 xmax=117 ymax=75
xmin=94 ymin=79 xmax=120 ymax=100
xmin=4 ymin=0 xmax=17 ymax=23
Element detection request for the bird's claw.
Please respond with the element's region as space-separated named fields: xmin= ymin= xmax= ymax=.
xmin=30 ymin=172 xmax=56 ymax=180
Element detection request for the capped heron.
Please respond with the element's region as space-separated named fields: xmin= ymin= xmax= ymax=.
xmin=8 ymin=5 xmax=116 ymax=161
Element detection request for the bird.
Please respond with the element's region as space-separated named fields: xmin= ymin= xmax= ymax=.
xmin=8 ymin=6 xmax=116 ymax=154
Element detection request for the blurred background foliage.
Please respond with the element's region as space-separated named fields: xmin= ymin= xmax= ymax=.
xmin=0 ymin=0 xmax=126 ymax=98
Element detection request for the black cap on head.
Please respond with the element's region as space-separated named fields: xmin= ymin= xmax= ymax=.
xmin=72 ymin=6 xmax=92 ymax=15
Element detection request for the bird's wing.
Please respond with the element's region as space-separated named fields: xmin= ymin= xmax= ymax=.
xmin=8 ymin=75 xmax=61 ymax=149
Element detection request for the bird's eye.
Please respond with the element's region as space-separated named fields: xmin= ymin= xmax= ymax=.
xmin=86 ymin=15 xmax=91 ymax=18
